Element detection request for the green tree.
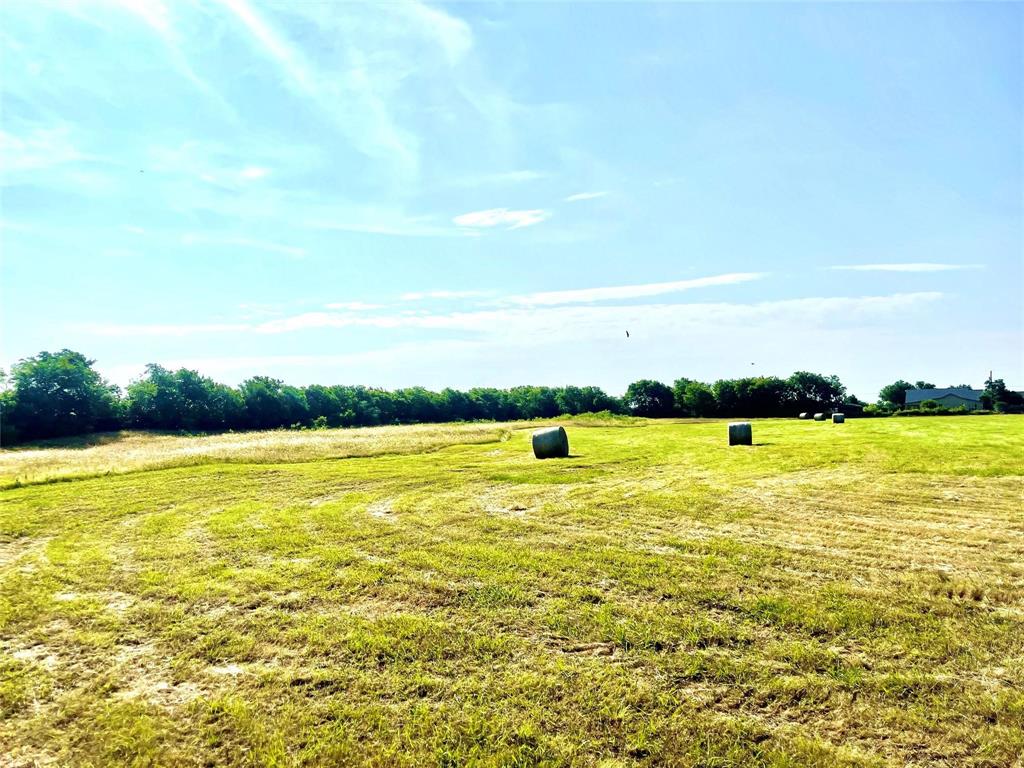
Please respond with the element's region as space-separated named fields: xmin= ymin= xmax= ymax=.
xmin=678 ymin=380 xmax=716 ymax=417
xmin=983 ymin=376 xmax=1023 ymax=412
xmin=878 ymin=379 xmax=913 ymax=407
xmin=787 ymin=371 xmax=846 ymax=412
xmin=467 ymin=388 xmax=515 ymax=421
xmin=1 ymin=369 xmax=16 ymax=444
xmin=240 ymin=377 xmax=292 ymax=430
xmin=280 ymin=385 xmax=311 ymax=427
xmin=126 ymin=366 xmax=238 ymax=431
xmin=712 ymin=379 xmax=740 ymax=415
xmin=671 ymin=378 xmax=694 ymax=415
xmin=735 ymin=376 xmax=790 ymax=416
xmin=509 ymin=386 xmax=559 ymax=419
xmin=305 ymin=385 xmax=342 ymax=427
xmin=624 ymin=379 xmax=674 ymax=417
xmin=439 ymin=388 xmax=474 ymax=421
xmin=7 ymin=350 xmax=122 ymax=440
xmin=554 ymin=386 xmax=618 ymax=415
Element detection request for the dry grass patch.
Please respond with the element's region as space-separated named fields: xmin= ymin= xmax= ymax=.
xmin=0 ymin=422 xmax=515 ymax=488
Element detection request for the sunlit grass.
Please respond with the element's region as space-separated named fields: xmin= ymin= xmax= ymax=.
xmin=0 ymin=422 xmax=517 ymax=489
xmin=1 ymin=416 xmax=1022 ymax=766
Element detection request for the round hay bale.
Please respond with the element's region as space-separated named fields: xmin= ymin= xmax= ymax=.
xmin=532 ymin=426 xmax=569 ymax=459
xmin=798 ymin=412 xmax=811 ymax=420
xmin=728 ymin=421 xmax=752 ymax=446
xmin=832 ymin=413 xmax=845 ymax=424
xmin=813 ymin=413 xmax=827 ymax=421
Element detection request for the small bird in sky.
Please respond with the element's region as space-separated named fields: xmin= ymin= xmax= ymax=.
xmin=625 ymin=330 xmax=630 ymax=338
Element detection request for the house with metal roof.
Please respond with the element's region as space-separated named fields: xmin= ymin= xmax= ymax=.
xmin=904 ymin=388 xmax=984 ymax=411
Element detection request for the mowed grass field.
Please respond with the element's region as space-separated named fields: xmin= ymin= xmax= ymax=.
xmin=1 ymin=417 xmax=1022 ymax=767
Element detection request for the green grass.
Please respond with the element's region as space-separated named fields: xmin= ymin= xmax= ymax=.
xmin=1 ymin=417 xmax=1022 ymax=767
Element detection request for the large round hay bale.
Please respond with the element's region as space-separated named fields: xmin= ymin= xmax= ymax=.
xmin=798 ymin=412 xmax=811 ymax=420
xmin=532 ymin=426 xmax=569 ymax=459
xmin=728 ymin=421 xmax=752 ymax=446
xmin=832 ymin=413 xmax=845 ymax=424
xmin=813 ymin=413 xmax=827 ymax=421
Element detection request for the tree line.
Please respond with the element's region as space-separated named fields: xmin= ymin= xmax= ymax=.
xmin=0 ymin=350 xmax=869 ymax=444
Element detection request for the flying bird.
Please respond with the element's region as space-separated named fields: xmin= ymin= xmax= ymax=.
xmin=625 ymin=330 xmax=630 ymax=338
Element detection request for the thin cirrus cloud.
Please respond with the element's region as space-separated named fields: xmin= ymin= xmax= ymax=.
xmin=79 ymin=292 xmax=944 ymax=342
xmin=214 ymin=0 xmax=476 ymax=183
xmin=453 ymin=208 xmax=551 ymax=230
xmin=450 ymin=170 xmax=549 ymax=187
xmin=400 ymin=290 xmax=492 ymax=301
xmin=324 ymin=301 xmax=385 ymax=311
xmin=79 ymin=273 xmax=771 ymax=337
xmin=82 ymin=322 xmax=252 ymax=337
xmin=829 ymin=263 xmax=982 ymax=272
xmin=180 ymin=233 xmax=306 ymax=258
xmin=0 ymin=126 xmax=87 ymax=173
xmin=240 ymin=166 xmax=269 ymax=179
xmin=499 ymin=272 xmax=768 ymax=306
xmin=564 ymin=191 xmax=609 ymax=202
xmin=1 ymin=1 xmax=579 ymax=242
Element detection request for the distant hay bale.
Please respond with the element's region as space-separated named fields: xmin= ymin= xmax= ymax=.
xmin=798 ymin=412 xmax=811 ymax=420
xmin=832 ymin=413 xmax=845 ymax=424
xmin=728 ymin=422 xmax=752 ymax=446
xmin=532 ymin=426 xmax=569 ymax=459
xmin=813 ymin=413 xmax=827 ymax=421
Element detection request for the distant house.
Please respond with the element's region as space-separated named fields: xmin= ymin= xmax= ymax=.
xmin=904 ymin=388 xmax=984 ymax=411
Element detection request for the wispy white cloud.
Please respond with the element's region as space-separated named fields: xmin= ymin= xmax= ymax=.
xmin=1 ymin=3 xmax=583 ymax=245
xmin=106 ymin=0 xmax=236 ymax=115
xmin=113 ymin=0 xmax=172 ymax=36
xmin=303 ymin=207 xmax=461 ymax=238
xmin=180 ymin=233 xmax=305 ymax=258
xmin=82 ymin=322 xmax=251 ymax=337
xmin=0 ymin=126 xmax=87 ymax=173
xmin=237 ymin=302 xmax=286 ymax=320
xmin=79 ymin=291 xmax=943 ymax=340
xmin=564 ymin=191 xmax=609 ymax=202
xmin=449 ymin=170 xmax=548 ymax=187
xmin=216 ymin=0 xmax=462 ymax=183
xmin=501 ymin=272 xmax=767 ymax=306
xmin=324 ymin=301 xmax=385 ymax=311
xmin=94 ymin=294 xmax=996 ymax=396
xmin=217 ymin=0 xmax=317 ymax=92
xmin=453 ymin=208 xmax=551 ymax=230
xmin=240 ymin=166 xmax=269 ymax=180
xmin=391 ymin=0 xmax=473 ymax=64
xmin=400 ymin=290 xmax=491 ymax=301
xmin=145 ymin=141 xmax=309 ymax=190
xmin=829 ymin=263 xmax=982 ymax=272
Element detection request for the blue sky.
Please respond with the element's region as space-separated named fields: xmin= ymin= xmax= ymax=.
xmin=1 ymin=1 xmax=1021 ymax=400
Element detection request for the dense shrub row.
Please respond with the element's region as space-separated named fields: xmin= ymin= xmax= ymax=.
xmin=0 ymin=350 xmax=866 ymax=444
